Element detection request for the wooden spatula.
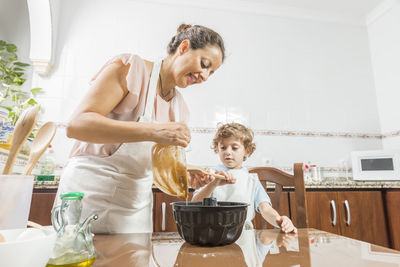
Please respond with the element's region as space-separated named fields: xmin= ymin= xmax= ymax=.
xmin=2 ymin=106 xmax=39 ymax=174
xmin=23 ymin=122 xmax=57 ymax=175
xmin=186 ymin=164 xmax=227 ymax=180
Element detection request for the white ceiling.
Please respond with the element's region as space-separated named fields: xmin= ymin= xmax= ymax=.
xmin=247 ymin=0 xmax=384 ymax=17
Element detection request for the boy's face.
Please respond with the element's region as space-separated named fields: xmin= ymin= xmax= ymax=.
xmin=217 ymin=137 xmax=249 ymax=169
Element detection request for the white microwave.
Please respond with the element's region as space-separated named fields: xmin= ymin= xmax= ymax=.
xmin=351 ymin=150 xmax=400 ymax=181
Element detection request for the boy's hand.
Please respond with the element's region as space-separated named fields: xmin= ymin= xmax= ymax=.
xmin=259 ymin=229 xmax=296 ymax=247
xmin=259 ymin=230 xmax=279 ymax=245
xmin=276 ymin=232 xmax=297 ymax=248
xmin=276 ymin=216 xmax=297 ymax=234
xmin=212 ymin=170 xmax=236 ymax=186
xmin=188 ymin=170 xmax=236 ymax=189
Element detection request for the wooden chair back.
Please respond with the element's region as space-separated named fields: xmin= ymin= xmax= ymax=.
xmin=249 ymin=163 xmax=308 ymax=228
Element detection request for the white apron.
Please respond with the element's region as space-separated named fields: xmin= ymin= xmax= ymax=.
xmin=236 ymin=230 xmax=263 ymax=267
xmin=211 ymin=169 xmax=257 ymax=230
xmin=56 ymin=61 xmax=163 ymax=233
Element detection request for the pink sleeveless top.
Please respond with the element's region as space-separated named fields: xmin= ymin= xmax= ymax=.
xmin=69 ymin=54 xmax=190 ymax=158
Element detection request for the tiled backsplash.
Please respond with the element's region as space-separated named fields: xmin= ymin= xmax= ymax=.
xmin=192 ymin=127 xmax=387 ymax=139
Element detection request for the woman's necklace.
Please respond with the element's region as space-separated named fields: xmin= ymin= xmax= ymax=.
xmin=159 ymin=72 xmax=175 ymax=101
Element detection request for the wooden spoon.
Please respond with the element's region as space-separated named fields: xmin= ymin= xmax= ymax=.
xmin=2 ymin=106 xmax=39 ymax=174
xmin=23 ymin=122 xmax=57 ymax=175
xmin=187 ymin=164 xmax=227 ymax=180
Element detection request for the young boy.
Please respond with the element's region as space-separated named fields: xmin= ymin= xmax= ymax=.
xmin=192 ymin=123 xmax=297 ymax=233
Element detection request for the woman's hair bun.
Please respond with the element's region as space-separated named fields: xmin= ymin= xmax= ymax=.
xmin=177 ymin=24 xmax=192 ymax=33
xmin=167 ymin=23 xmax=225 ymax=62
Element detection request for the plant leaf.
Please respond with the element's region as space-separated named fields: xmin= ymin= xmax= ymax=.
xmin=6 ymin=44 xmax=17 ymax=53
xmin=26 ymin=98 xmax=38 ymax=106
xmin=30 ymin=87 xmax=42 ymax=95
xmin=0 ymin=106 xmax=12 ymax=112
xmin=14 ymin=62 xmax=30 ymax=67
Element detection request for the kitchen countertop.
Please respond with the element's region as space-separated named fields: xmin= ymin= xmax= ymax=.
xmin=92 ymin=228 xmax=400 ymax=266
xmin=33 ymin=179 xmax=400 ymax=190
xmin=300 ymin=178 xmax=400 ymax=189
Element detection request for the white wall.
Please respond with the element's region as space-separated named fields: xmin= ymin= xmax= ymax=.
xmin=11 ymin=0 xmax=384 ymax=169
xmin=367 ymin=0 xmax=400 ymax=149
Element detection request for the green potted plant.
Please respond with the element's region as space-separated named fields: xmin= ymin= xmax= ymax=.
xmin=0 ymin=40 xmax=42 ymax=125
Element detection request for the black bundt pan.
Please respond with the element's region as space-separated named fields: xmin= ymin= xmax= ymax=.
xmin=171 ymin=198 xmax=248 ymax=246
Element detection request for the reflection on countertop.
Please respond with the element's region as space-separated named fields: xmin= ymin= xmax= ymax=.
xmin=92 ymin=229 xmax=400 ymax=267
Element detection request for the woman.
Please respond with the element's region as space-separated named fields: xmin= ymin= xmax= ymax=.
xmin=56 ymin=24 xmax=225 ymax=233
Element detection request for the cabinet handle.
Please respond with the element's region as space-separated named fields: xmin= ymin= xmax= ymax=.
xmin=330 ymin=200 xmax=337 ymax=226
xmin=344 ymin=200 xmax=351 ymax=226
xmin=161 ymin=202 xmax=166 ymax=231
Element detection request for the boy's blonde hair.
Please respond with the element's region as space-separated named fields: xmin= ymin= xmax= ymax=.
xmin=212 ymin=123 xmax=256 ymax=160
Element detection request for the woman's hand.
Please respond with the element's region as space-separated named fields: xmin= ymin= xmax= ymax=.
xmin=276 ymin=216 xmax=297 ymax=234
xmin=153 ymin=122 xmax=191 ymax=147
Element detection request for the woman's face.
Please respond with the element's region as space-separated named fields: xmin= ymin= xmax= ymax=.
xmin=172 ymin=42 xmax=223 ymax=88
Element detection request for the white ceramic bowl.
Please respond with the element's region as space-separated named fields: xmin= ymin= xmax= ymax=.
xmin=0 ymin=228 xmax=56 ymax=267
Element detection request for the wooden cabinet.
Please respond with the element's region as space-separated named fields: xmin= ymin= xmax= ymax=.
xmin=295 ymin=191 xmax=340 ymax=235
xmin=290 ymin=191 xmax=389 ymax=247
xmin=28 ymin=191 xmax=57 ymax=226
xmin=336 ymin=191 xmax=388 ymax=247
xmin=386 ymin=190 xmax=400 ymax=250
xmin=153 ymin=191 xmax=193 ymax=232
xmin=253 ymin=192 xmax=290 ymax=229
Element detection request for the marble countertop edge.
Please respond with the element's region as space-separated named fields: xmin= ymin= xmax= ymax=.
xmin=33 ymin=180 xmax=400 ymax=190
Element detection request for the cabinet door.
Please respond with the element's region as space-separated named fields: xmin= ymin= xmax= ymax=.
xmin=253 ymin=192 xmax=290 ymax=229
xmin=337 ymin=191 xmax=389 ymax=247
xmin=386 ymin=190 xmax=400 ymax=250
xmin=153 ymin=192 xmax=192 ymax=232
xmin=28 ymin=193 xmax=56 ymax=226
xmin=291 ymin=191 xmax=341 ymax=234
